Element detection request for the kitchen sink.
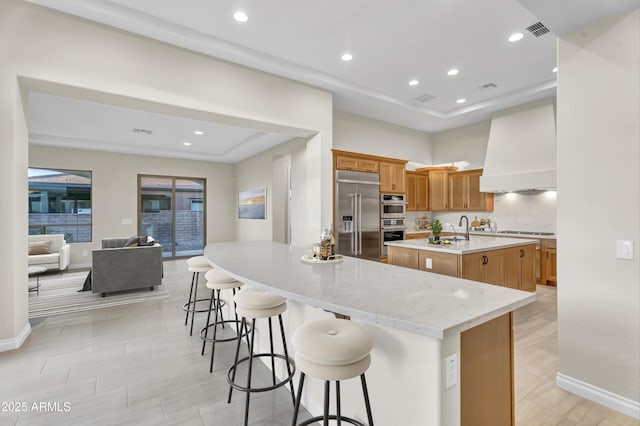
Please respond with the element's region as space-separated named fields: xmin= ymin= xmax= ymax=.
xmin=439 ymin=236 xmax=466 ymax=242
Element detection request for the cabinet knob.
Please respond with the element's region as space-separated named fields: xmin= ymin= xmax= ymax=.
xmin=520 ymin=249 xmax=525 ymax=258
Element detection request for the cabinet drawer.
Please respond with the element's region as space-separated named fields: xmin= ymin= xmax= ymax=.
xmin=406 ymin=233 xmax=429 ymax=240
xmin=336 ymin=155 xmax=379 ymax=173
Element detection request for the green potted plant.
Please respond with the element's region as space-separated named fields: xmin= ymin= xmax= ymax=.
xmin=430 ymin=219 xmax=443 ymax=243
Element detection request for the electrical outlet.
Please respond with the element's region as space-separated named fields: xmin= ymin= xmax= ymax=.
xmin=445 ymin=353 xmax=458 ymax=389
xmin=82 ymin=250 xmax=88 ymax=257
xmin=426 ymin=258 xmax=433 ymax=269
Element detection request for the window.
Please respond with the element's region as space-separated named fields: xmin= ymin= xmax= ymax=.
xmin=28 ymin=168 xmax=92 ymax=243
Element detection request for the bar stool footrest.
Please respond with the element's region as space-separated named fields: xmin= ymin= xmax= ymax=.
xmin=199 ymin=320 xmax=251 ymax=343
xmin=227 ymin=354 xmax=295 ymax=393
xmin=298 ymin=415 xmax=368 ymax=426
xmin=183 ymin=298 xmax=225 ymax=313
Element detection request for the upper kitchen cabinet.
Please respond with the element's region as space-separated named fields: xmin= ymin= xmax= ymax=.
xmin=418 ymin=166 xmax=457 ymax=211
xmin=406 ymin=171 xmax=428 ymax=211
xmin=449 ymin=169 xmax=494 ymax=212
xmin=333 ymin=150 xmax=380 ymax=173
xmin=379 ymin=161 xmax=407 ymax=193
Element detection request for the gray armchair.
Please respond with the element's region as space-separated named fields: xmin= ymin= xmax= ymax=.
xmin=92 ymin=237 xmax=163 ymax=297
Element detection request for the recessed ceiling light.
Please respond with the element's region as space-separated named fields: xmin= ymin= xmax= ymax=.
xmin=194 ymin=130 xmax=204 ymax=135
xmin=552 ymin=67 xmax=558 ymax=73
xmin=508 ymin=33 xmax=524 ymax=42
xmin=233 ymin=11 xmax=248 ymax=22
xmin=447 ymin=69 xmax=459 ymax=76
xmin=183 ymin=142 xmax=192 ymax=146
xmin=408 ymin=79 xmax=420 ymax=86
xmin=456 ymin=98 xmax=467 ymax=104
xmin=341 ymin=53 xmax=353 ymax=62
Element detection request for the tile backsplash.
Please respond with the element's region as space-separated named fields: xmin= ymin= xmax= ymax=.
xmin=408 ymin=190 xmax=557 ymax=233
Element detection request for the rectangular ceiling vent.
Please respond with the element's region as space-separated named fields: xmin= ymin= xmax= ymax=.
xmin=413 ymin=93 xmax=435 ymax=103
xmin=132 ymin=128 xmax=153 ymax=135
xmin=478 ymin=83 xmax=498 ymax=90
xmin=526 ymin=22 xmax=550 ymax=37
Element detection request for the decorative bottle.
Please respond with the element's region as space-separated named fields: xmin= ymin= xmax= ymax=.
xmin=320 ymin=227 xmax=331 ymax=260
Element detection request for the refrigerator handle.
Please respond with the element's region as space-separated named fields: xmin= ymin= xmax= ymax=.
xmin=351 ymin=194 xmax=356 ymax=255
xmin=357 ymin=193 xmax=363 ymax=255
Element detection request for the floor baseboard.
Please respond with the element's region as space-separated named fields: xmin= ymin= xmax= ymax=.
xmin=556 ymin=372 xmax=640 ymax=420
xmin=0 ymin=322 xmax=31 ymax=352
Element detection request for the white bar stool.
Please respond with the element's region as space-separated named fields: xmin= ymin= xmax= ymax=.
xmin=227 ymin=287 xmax=296 ymax=426
xmin=200 ymin=269 xmax=248 ymax=373
xmin=183 ymin=256 xmax=213 ymax=336
xmin=291 ymin=318 xmax=374 ymax=426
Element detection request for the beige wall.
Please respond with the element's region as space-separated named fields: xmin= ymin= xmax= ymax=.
xmin=333 ymin=109 xmax=432 ymax=163
xmin=0 ymin=0 xmax=332 ymax=346
xmin=29 ymin=145 xmax=236 ymax=266
xmin=556 ymin=8 xmax=640 ymax=413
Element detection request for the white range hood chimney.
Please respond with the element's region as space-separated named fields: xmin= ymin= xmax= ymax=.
xmin=480 ymin=97 xmax=557 ymax=192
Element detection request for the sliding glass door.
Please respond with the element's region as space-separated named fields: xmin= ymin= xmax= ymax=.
xmin=138 ymin=175 xmax=206 ymax=258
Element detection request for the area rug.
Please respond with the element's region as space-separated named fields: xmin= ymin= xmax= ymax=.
xmin=28 ymin=270 xmax=169 ymax=319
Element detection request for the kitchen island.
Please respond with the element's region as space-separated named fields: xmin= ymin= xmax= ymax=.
xmin=205 ymin=241 xmax=535 ymax=426
xmin=387 ymin=236 xmax=538 ymax=292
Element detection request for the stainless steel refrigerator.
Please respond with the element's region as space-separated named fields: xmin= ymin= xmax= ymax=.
xmin=335 ymin=170 xmax=380 ymax=260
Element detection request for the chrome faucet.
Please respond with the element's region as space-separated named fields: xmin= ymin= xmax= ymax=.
xmin=448 ymin=224 xmax=457 ymax=237
xmin=458 ymin=215 xmax=470 ymax=241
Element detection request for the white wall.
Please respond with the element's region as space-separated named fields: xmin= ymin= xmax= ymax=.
xmin=333 ymin=109 xmax=432 ymax=164
xmin=556 ymin=8 xmax=639 ymax=416
xmin=0 ymin=0 xmax=332 ymax=346
xmin=431 ymin=120 xmax=491 ymax=170
xmin=29 ymin=145 xmax=236 ymax=266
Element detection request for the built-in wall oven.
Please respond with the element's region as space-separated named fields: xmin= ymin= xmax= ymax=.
xmin=380 ymin=194 xmax=406 ymax=218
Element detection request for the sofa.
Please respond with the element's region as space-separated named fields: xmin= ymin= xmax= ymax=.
xmin=92 ymin=236 xmax=163 ymax=297
xmin=28 ymin=234 xmax=71 ymax=271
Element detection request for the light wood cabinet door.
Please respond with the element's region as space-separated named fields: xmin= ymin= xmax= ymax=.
xmin=484 ymin=250 xmax=505 ymax=286
xmin=462 ymin=250 xmax=505 ymax=286
xmin=406 ymin=172 xmax=417 ymax=210
xmin=449 ymin=173 xmax=466 ymax=210
xmin=541 ymin=239 xmax=557 ymax=285
xmin=387 ymin=246 xmax=419 ymax=269
xmin=448 ymin=170 xmax=493 ymax=211
xmin=416 ymin=174 xmax=428 ymax=210
xmin=428 ymin=170 xmax=449 ymax=211
xmin=335 ymin=155 xmax=379 ymax=173
xmin=406 ymin=232 xmax=429 ymax=240
xmin=505 ymin=245 xmax=536 ymax=292
xmin=406 ymin=172 xmax=428 ymax=211
xmin=380 ymin=162 xmax=406 ymax=193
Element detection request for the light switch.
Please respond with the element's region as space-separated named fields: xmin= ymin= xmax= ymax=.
xmin=616 ymin=240 xmax=634 ymax=260
xmin=445 ymin=353 xmax=458 ymax=389
xmin=426 ymin=258 xmax=433 ymax=269
xmin=121 ymin=218 xmax=133 ymax=225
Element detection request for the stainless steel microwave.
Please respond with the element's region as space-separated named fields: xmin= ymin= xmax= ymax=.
xmin=380 ymin=194 xmax=406 ymax=218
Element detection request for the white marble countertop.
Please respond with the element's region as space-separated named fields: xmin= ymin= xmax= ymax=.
xmin=386 ymin=235 xmax=538 ymax=254
xmin=204 ymin=241 xmax=535 ymax=340
xmin=405 ymin=229 xmax=557 ymax=239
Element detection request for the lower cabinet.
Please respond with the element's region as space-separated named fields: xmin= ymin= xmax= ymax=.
xmin=541 ymin=239 xmax=557 ymax=285
xmin=505 ymin=245 xmax=536 ymax=292
xmin=387 ymin=244 xmax=536 ymax=292
xmin=461 ymin=250 xmax=505 ymax=286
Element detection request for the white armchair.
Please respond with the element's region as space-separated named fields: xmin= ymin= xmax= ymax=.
xmin=28 ymin=234 xmax=70 ymax=271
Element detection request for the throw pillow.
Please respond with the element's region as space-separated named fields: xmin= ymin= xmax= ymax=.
xmin=137 ymin=235 xmax=155 ymax=246
xmin=28 ymin=240 xmax=52 ymax=255
xmin=124 ymin=236 xmax=139 ymax=247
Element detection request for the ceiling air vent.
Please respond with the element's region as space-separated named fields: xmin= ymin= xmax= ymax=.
xmin=526 ymin=22 xmax=550 ymax=37
xmin=413 ymin=93 xmax=435 ymax=103
xmin=132 ymin=128 xmax=153 ymax=135
xmin=478 ymin=83 xmax=498 ymax=90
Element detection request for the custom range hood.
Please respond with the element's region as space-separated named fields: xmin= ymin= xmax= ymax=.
xmin=480 ymin=97 xmax=557 ymax=192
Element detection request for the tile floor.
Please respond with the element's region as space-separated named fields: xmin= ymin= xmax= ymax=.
xmin=0 ymin=260 xmax=637 ymax=425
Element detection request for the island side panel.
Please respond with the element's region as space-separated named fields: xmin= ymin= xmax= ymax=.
xmin=284 ymin=300 xmax=454 ymax=426
xmin=460 ymin=312 xmax=514 ymax=426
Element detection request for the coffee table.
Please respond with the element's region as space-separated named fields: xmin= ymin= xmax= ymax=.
xmin=28 ymin=266 xmax=46 ymax=295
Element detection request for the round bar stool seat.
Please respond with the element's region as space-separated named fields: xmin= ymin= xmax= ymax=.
xmin=183 ymin=256 xmax=213 ymax=336
xmin=227 ymin=287 xmax=296 ymax=426
xmin=292 ymin=318 xmax=375 ymax=426
xmin=199 ymin=269 xmax=249 ymax=372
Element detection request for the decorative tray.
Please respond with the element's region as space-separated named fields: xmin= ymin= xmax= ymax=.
xmin=301 ymin=254 xmax=344 ymax=264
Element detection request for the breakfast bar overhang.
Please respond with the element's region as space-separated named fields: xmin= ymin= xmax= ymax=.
xmin=205 ymin=241 xmax=536 ymax=426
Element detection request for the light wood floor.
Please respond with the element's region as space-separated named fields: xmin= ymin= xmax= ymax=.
xmin=1 ymin=260 xmax=637 ymax=425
